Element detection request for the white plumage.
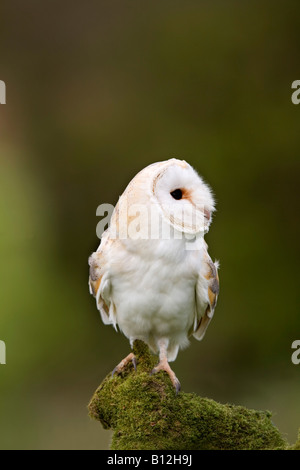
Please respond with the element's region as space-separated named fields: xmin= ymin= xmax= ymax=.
xmin=89 ymin=158 xmax=219 ymax=391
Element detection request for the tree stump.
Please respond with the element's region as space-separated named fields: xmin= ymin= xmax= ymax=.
xmin=88 ymin=340 xmax=299 ymax=450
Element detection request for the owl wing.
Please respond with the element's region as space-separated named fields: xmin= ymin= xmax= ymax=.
xmin=88 ymin=233 xmax=117 ymax=329
xmin=192 ymin=246 xmax=219 ymax=341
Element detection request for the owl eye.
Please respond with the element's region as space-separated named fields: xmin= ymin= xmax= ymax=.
xmin=170 ymin=189 xmax=183 ymax=200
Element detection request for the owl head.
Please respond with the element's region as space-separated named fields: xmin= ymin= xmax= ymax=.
xmin=150 ymin=158 xmax=215 ymax=235
xmin=111 ymin=158 xmax=215 ymax=240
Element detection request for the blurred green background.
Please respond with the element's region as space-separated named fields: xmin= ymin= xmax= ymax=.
xmin=0 ymin=0 xmax=299 ymax=449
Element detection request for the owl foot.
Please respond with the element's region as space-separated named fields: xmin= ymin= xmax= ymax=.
xmin=151 ymin=359 xmax=181 ymax=394
xmin=112 ymin=352 xmax=137 ymax=377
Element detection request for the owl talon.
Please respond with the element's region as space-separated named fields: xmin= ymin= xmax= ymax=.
xmin=112 ymin=352 xmax=136 ymax=377
xmin=174 ymin=379 xmax=181 ymax=395
xmin=151 ymin=360 xmax=181 ymax=394
xmin=132 ymin=355 xmax=137 ymax=372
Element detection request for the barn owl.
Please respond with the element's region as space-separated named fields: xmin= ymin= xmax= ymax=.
xmin=89 ymin=158 xmax=219 ymax=392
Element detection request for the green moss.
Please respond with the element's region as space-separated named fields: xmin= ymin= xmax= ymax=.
xmin=289 ymin=430 xmax=300 ymax=450
xmin=88 ymin=340 xmax=291 ymax=450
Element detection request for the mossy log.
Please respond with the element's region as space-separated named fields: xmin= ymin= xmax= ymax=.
xmin=88 ymin=340 xmax=299 ymax=450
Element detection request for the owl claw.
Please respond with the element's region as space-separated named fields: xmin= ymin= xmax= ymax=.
xmin=151 ymin=360 xmax=181 ymax=394
xmin=174 ymin=379 xmax=181 ymax=395
xmin=112 ymin=352 xmax=136 ymax=377
xmin=132 ymin=355 xmax=137 ymax=372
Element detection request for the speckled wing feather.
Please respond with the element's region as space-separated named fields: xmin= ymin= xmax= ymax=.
xmin=88 ymin=233 xmax=117 ymax=329
xmin=193 ymin=247 xmax=219 ymax=341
